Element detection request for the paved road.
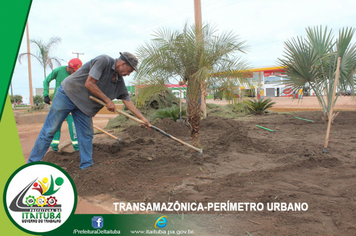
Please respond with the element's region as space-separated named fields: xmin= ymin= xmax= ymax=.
xmin=206 ymin=96 xmax=356 ymax=110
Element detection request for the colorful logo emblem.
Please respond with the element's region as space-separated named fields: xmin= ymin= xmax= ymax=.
xmin=154 ymin=215 xmax=167 ymax=228
xmin=3 ymin=162 xmax=77 ymax=234
xmin=92 ymin=216 xmax=104 ymax=229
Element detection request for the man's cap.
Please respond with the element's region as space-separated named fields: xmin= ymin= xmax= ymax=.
xmin=119 ymin=52 xmax=138 ymax=72
xmin=68 ymin=58 xmax=82 ymax=72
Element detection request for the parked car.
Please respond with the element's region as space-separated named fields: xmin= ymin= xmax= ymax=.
xmin=336 ymin=90 xmax=351 ymax=96
xmin=340 ymin=90 xmax=351 ymax=96
xmin=214 ymin=92 xmax=223 ymax=100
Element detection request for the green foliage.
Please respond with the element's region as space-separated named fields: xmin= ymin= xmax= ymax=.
xmin=131 ymin=84 xmax=178 ymax=110
xmin=209 ymin=72 xmax=253 ymax=106
xmin=151 ymin=105 xmax=186 ymax=122
xmin=106 ymin=111 xmax=137 ymax=130
xmin=33 ymin=95 xmax=43 ymax=104
xmin=25 ymin=103 xmax=45 ymax=113
xmin=14 ymin=105 xmax=29 ymax=108
xmin=244 ymin=98 xmax=276 ymax=115
xmin=228 ymin=101 xmax=247 ymax=114
xmin=10 ymin=95 xmax=23 ymax=103
xmin=136 ymin=23 xmax=248 ymax=101
xmin=278 ymin=26 xmax=356 ymax=119
xmin=106 ymin=87 xmax=179 ymax=130
xmin=136 ymin=23 xmax=248 ymax=142
xmin=31 ymin=104 xmax=45 ymax=111
xmin=130 ymin=85 xmax=179 ymax=113
xmin=19 ymin=36 xmax=62 ymax=79
xmin=206 ymin=94 xmax=214 ymax=99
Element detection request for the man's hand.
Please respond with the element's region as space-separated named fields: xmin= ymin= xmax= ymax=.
xmin=85 ymin=76 xmax=115 ymax=112
xmin=44 ymin=96 xmax=51 ymax=104
xmin=106 ymin=100 xmax=116 ymax=112
xmin=141 ymin=117 xmax=151 ymax=127
xmin=123 ymin=100 xmax=151 ymax=129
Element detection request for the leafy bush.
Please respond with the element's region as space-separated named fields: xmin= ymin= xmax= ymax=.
xmin=25 ymin=104 xmax=45 ymax=113
xmin=131 ymin=84 xmax=179 ymax=110
xmin=10 ymin=95 xmax=23 ymax=104
xmin=244 ymin=98 xmax=275 ymax=115
xmin=32 ymin=104 xmax=45 ymax=111
xmin=151 ymin=105 xmax=186 ymax=122
xmin=105 ymin=111 xmax=137 ymax=130
xmin=33 ymin=95 xmax=43 ymax=104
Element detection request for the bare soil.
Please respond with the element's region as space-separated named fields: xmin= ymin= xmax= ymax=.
xmin=42 ymin=110 xmax=356 ymax=235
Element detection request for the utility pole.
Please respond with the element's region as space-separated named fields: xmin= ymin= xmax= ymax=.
xmin=72 ymin=52 xmax=84 ymax=58
xmin=26 ymin=22 xmax=34 ymax=108
xmin=10 ymin=82 xmax=13 ymax=98
xmin=194 ymin=0 xmax=206 ymax=117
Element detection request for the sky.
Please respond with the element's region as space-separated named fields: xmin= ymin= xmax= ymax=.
xmin=10 ymin=0 xmax=356 ymax=103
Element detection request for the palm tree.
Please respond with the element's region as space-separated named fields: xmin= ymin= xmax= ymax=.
xmin=208 ymin=69 xmax=252 ymax=108
xmin=19 ymin=36 xmax=62 ymax=79
xmin=135 ymin=23 xmax=248 ymax=146
xmin=278 ymin=26 xmax=356 ymax=120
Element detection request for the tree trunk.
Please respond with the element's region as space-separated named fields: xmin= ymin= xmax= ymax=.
xmin=187 ymin=100 xmax=201 ymax=147
xmin=322 ymin=111 xmax=339 ymax=123
xmin=201 ymin=82 xmax=207 ymax=117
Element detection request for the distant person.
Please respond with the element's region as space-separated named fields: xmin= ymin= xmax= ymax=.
xmin=28 ymin=53 xmax=151 ymax=169
xmin=299 ymin=88 xmax=303 ymax=99
xmin=43 ymin=58 xmax=83 ymax=151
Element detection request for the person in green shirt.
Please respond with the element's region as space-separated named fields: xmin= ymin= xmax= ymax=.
xmin=43 ymin=58 xmax=83 ymax=151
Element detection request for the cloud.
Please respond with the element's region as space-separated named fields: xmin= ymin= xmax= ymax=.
xmin=11 ymin=0 xmax=356 ymax=97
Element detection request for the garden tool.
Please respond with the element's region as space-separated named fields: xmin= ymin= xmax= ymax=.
xmin=93 ymin=124 xmax=121 ymax=149
xmin=89 ymin=96 xmax=203 ymax=154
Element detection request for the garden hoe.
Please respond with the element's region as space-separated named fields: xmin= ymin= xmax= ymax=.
xmin=93 ymin=124 xmax=121 ymax=149
xmin=89 ymin=96 xmax=203 ymax=154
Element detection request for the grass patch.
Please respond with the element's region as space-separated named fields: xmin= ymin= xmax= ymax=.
xmin=23 ymin=104 xmax=46 ymax=113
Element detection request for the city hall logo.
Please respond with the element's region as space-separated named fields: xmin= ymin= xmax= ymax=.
xmin=3 ymin=162 xmax=77 ymax=234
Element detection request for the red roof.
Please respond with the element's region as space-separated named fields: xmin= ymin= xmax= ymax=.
xmin=166 ymin=84 xmax=187 ymax=88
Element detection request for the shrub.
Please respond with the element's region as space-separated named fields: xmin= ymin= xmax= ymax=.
xmin=131 ymin=85 xmax=179 ymax=110
xmin=151 ymin=105 xmax=186 ymax=122
xmin=10 ymin=95 xmax=23 ymax=104
xmin=245 ymin=98 xmax=275 ymax=115
xmin=33 ymin=95 xmax=43 ymax=104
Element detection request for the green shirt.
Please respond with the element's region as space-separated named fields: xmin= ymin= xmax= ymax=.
xmin=43 ymin=66 xmax=70 ymax=97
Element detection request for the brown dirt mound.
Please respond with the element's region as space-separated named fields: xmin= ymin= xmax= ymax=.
xmin=42 ymin=111 xmax=356 ymax=235
xmin=127 ymin=118 xmax=190 ymax=139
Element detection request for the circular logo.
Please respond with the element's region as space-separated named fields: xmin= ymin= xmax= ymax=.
xmin=3 ymin=162 xmax=77 ymax=234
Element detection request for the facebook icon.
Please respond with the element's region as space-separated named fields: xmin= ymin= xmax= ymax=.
xmin=91 ymin=216 xmax=104 ymax=229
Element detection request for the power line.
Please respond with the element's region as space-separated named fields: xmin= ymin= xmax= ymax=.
xmin=72 ymin=52 xmax=84 ymax=58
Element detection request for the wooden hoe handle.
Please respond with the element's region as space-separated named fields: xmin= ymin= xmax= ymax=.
xmin=89 ymin=96 xmax=203 ymax=154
